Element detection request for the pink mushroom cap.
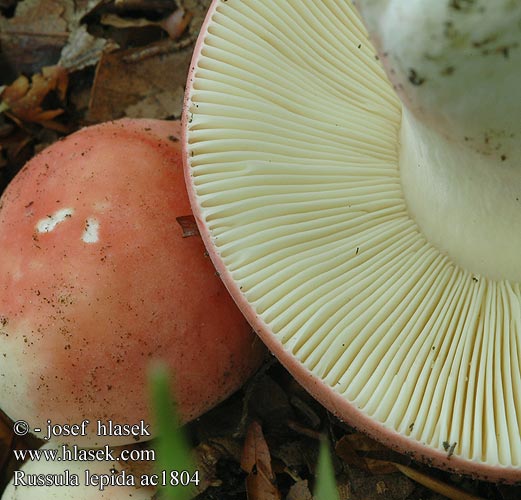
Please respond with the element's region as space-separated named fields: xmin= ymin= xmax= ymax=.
xmin=0 ymin=118 xmax=265 ymax=446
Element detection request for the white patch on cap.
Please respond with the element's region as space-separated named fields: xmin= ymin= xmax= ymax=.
xmin=36 ymin=208 xmax=74 ymax=233
xmin=82 ymin=217 xmax=100 ymax=243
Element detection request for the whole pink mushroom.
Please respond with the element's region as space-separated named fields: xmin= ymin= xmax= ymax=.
xmin=0 ymin=118 xmax=265 ymax=446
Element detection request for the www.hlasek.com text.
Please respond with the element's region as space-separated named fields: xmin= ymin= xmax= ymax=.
xmin=14 ymin=444 xmax=155 ymax=463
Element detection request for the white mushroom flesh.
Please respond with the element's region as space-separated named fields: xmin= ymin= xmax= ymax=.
xmin=357 ymin=0 xmax=521 ymax=281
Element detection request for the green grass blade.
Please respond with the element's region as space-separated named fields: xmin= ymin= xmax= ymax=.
xmin=314 ymin=436 xmax=340 ymax=500
xmin=149 ymin=361 xmax=197 ymax=500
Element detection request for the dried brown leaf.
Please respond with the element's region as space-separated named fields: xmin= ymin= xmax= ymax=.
xmin=338 ymin=432 xmax=390 ymax=453
xmin=335 ymin=434 xmax=372 ymax=472
xmin=363 ymin=458 xmax=400 ymax=475
xmin=286 ymin=479 xmax=313 ymax=500
xmin=241 ymin=421 xmax=281 ymax=500
xmin=241 ymin=421 xmax=273 ymax=477
xmin=100 ymin=13 xmax=158 ymax=29
xmin=114 ymin=0 xmax=175 ymax=10
xmin=99 ymin=9 xmax=192 ymax=40
xmin=87 ymin=40 xmax=192 ymax=122
xmin=179 ymin=0 xmax=212 ymax=37
xmin=336 ymin=433 xmax=400 ymax=474
xmin=59 ymin=25 xmax=109 ymax=71
xmin=0 ymin=0 xmax=72 ymax=75
xmin=1 ymin=66 xmax=68 ymax=129
xmin=245 ymin=467 xmax=281 ymax=500
xmin=393 ymin=463 xmax=485 ymax=500
xmin=0 ymin=77 xmax=29 ymax=107
xmin=339 ymin=469 xmax=415 ymax=500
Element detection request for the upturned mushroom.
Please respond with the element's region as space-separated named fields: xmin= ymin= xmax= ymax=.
xmin=182 ymin=0 xmax=521 ymax=480
xmin=0 ymin=118 xmax=265 ymax=447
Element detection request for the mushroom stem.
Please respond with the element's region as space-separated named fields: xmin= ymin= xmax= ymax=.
xmin=400 ymin=109 xmax=521 ymax=282
xmin=356 ymin=0 xmax=521 ymax=280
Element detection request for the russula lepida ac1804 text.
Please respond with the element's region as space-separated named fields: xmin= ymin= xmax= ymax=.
xmin=182 ymin=0 xmax=521 ymax=480
xmin=0 ymin=118 xmax=265 ymax=447
xmin=1 ymin=443 xmax=154 ymax=500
